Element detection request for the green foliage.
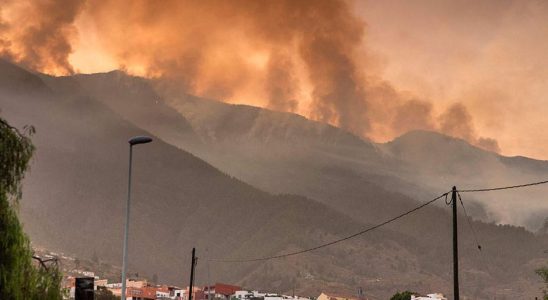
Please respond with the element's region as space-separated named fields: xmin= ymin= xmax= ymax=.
xmin=536 ymin=267 xmax=548 ymax=300
xmin=390 ymin=291 xmax=414 ymax=300
xmin=0 ymin=120 xmax=34 ymax=201
xmin=0 ymin=117 xmax=62 ymax=299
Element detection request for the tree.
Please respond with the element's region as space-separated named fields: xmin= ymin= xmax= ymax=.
xmin=0 ymin=118 xmax=62 ymax=299
xmin=390 ymin=291 xmax=415 ymax=300
xmin=536 ymin=267 xmax=548 ymax=300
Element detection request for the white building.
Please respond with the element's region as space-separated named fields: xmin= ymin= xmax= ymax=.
xmin=156 ymin=290 xmax=170 ymax=299
xmin=234 ymin=290 xmax=266 ymax=299
xmin=264 ymin=295 xmax=283 ymax=300
xmin=411 ymin=293 xmax=447 ymax=300
xmin=170 ymin=288 xmax=185 ymax=299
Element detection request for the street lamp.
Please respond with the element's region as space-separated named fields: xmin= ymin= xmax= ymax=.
xmin=121 ymin=136 xmax=152 ymax=300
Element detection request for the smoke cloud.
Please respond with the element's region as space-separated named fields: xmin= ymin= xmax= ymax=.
xmin=0 ymin=0 xmax=515 ymax=154
xmin=0 ymin=0 xmax=85 ymax=75
xmin=265 ymin=50 xmax=298 ymax=113
xmin=392 ymin=99 xmax=435 ymax=136
xmin=439 ymin=103 xmax=501 ymax=153
xmin=82 ymin=0 xmax=375 ymax=137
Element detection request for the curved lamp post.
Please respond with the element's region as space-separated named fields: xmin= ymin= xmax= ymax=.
xmin=121 ymin=136 xmax=152 ymax=300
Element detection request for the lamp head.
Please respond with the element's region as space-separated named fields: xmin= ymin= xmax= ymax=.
xmin=129 ymin=136 xmax=153 ymax=146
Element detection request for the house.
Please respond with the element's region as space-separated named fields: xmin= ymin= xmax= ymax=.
xmin=317 ymin=292 xmax=366 ymax=300
xmin=112 ymin=285 xmax=171 ymax=300
xmin=125 ymin=286 xmax=157 ymax=300
xmin=263 ymin=294 xmax=283 ymax=300
xmin=153 ymin=285 xmax=170 ymax=299
xmin=107 ymin=280 xmax=164 ymax=300
xmin=233 ymin=290 xmax=309 ymax=300
xmin=183 ymin=286 xmax=206 ymax=300
xmin=167 ymin=286 xmax=185 ymax=299
xmin=204 ymin=283 xmax=242 ymax=300
xmin=411 ymin=293 xmax=447 ymax=300
xmin=233 ymin=290 xmax=271 ymax=300
xmin=234 ymin=290 xmax=255 ymax=299
xmin=95 ymin=279 xmax=108 ymax=287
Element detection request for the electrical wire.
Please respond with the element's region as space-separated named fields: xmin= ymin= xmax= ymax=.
xmin=209 ymin=191 xmax=450 ymax=263
xmin=457 ymin=192 xmax=482 ymax=251
xmin=458 ymin=179 xmax=548 ymax=193
xmin=457 ymin=191 xmax=497 ymax=299
xmin=209 ymin=179 xmax=548 ymax=263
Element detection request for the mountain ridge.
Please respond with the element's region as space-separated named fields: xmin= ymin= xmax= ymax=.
xmin=1 ymin=60 xmax=546 ymax=298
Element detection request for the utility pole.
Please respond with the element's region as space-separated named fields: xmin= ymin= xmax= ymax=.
xmin=452 ymin=186 xmax=460 ymax=300
xmin=207 ymin=258 xmax=212 ymax=300
xmin=189 ymin=248 xmax=197 ymax=300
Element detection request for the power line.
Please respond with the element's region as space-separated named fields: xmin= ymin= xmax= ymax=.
xmin=209 ymin=191 xmax=450 ymax=263
xmin=458 ymin=179 xmax=548 ymax=193
xmin=456 ymin=192 xmax=498 ymax=299
xmin=209 ymin=179 xmax=548 ymax=263
xmin=456 ymin=192 xmax=482 ymax=251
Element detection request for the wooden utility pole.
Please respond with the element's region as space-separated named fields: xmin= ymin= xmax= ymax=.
xmin=189 ymin=248 xmax=197 ymax=300
xmin=207 ymin=257 xmax=212 ymax=300
xmin=452 ymin=186 xmax=460 ymax=300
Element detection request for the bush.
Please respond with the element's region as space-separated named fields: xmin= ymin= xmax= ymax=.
xmin=390 ymin=291 xmax=414 ymax=300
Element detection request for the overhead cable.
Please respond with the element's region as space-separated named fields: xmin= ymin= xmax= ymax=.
xmin=209 ymin=191 xmax=450 ymax=263
xmin=458 ymin=179 xmax=548 ymax=193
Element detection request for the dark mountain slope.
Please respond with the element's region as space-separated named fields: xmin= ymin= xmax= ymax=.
xmin=156 ymin=87 xmax=548 ymax=232
xmin=1 ymin=61 xmax=546 ymax=298
xmin=39 ymin=71 xmax=200 ymax=150
xmin=384 ymin=130 xmax=548 ymax=229
xmin=38 ymin=72 xmax=428 ymax=237
xmin=0 ymin=59 xmax=50 ymax=94
xmin=0 ymin=61 xmax=438 ymax=298
xmin=1 ymin=64 xmax=362 ymax=277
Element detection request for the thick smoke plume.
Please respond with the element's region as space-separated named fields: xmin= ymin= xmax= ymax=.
xmin=439 ymin=103 xmax=501 ymax=153
xmin=0 ymin=0 xmax=85 ymax=75
xmin=84 ymin=0 xmax=374 ymax=136
xmin=0 ymin=0 xmax=502 ymax=152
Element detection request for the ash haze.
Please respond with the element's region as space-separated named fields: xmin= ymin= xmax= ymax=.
xmin=1 ymin=0 xmax=547 ymax=159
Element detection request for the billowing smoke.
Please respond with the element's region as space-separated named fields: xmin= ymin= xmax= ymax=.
xmin=0 ymin=0 xmax=85 ymax=75
xmin=0 ymin=0 xmax=502 ymax=152
xmin=439 ymin=103 xmax=501 ymax=153
xmin=83 ymin=0 xmax=374 ymax=136
xmin=265 ymin=50 xmax=298 ymax=112
xmin=392 ymin=99 xmax=435 ymax=135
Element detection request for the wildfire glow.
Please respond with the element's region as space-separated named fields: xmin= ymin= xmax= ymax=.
xmin=1 ymin=0 xmax=547 ymax=159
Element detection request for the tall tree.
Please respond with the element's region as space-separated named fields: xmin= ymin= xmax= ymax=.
xmin=0 ymin=117 xmax=62 ymax=299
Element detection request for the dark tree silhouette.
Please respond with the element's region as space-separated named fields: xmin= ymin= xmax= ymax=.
xmin=0 ymin=118 xmax=62 ymax=299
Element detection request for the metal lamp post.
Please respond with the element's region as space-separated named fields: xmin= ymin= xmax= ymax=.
xmin=121 ymin=136 xmax=152 ymax=300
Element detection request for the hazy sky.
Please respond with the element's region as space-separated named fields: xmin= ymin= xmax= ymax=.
xmin=356 ymin=0 xmax=548 ymax=160
xmin=1 ymin=0 xmax=547 ymax=159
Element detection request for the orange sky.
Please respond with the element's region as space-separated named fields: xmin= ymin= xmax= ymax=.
xmin=356 ymin=0 xmax=548 ymax=160
xmin=1 ymin=0 xmax=547 ymax=160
